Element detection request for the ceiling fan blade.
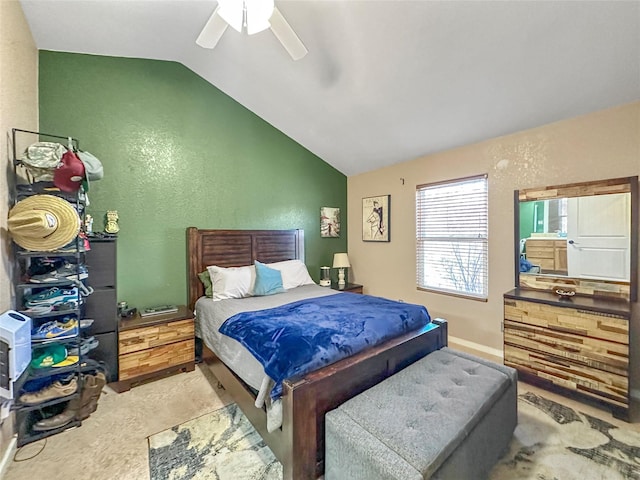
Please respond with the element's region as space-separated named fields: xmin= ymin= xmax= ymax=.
xmin=269 ymin=7 xmax=308 ymax=61
xmin=196 ymin=7 xmax=229 ymax=49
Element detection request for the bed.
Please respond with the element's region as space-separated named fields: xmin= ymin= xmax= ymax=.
xmin=187 ymin=227 xmax=448 ymax=480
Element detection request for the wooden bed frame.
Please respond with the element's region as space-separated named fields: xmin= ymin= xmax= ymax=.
xmin=187 ymin=227 xmax=448 ymax=480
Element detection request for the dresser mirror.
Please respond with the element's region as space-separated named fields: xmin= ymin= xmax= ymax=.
xmin=514 ymin=176 xmax=638 ymax=301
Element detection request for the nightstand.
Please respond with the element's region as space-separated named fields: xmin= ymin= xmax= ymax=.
xmin=112 ymin=305 xmax=195 ymax=392
xmin=331 ymin=282 xmax=363 ymax=294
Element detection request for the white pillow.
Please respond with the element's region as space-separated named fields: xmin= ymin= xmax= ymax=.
xmin=207 ymin=265 xmax=256 ymax=301
xmin=267 ymin=260 xmax=315 ymax=290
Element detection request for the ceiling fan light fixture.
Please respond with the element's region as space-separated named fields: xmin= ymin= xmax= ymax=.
xmin=217 ymin=0 xmax=243 ymax=32
xmin=197 ymin=0 xmax=305 ymax=60
xmin=246 ymin=0 xmax=274 ymax=35
xmin=217 ymin=0 xmax=274 ymax=35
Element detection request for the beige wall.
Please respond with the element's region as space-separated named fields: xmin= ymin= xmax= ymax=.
xmin=348 ymin=102 xmax=640 ymax=355
xmin=0 ymin=0 xmax=38 ymax=468
xmin=1 ymin=0 xmax=38 ymax=310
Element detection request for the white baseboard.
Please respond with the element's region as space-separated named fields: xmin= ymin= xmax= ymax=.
xmin=0 ymin=435 xmax=16 ymax=479
xmin=448 ymin=336 xmax=503 ymax=364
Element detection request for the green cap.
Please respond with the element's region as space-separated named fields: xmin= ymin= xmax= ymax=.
xmin=31 ymin=344 xmax=67 ymax=369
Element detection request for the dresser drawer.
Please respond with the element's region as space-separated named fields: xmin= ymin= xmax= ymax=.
xmin=528 ymin=258 xmax=555 ymax=270
xmin=119 ymin=319 xmax=194 ymax=355
xmin=526 ymin=245 xmax=554 ymax=259
xmin=85 ymin=239 xmax=117 ymax=287
xmin=118 ymin=339 xmax=195 ymax=380
xmin=504 ymin=345 xmax=628 ymax=407
xmin=504 ymin=320 xmax=628 ymax=376
xmin=504 ymin=300 xmax=629 ymax=344
xmin=84 ymin=287 xmax=117 ymax=334
xmin=503 ymin=296 xmax=631 ymax=410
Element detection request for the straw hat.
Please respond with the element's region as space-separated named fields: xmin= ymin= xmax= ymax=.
xmin=8 ymin=195 xmax=81 ymax=251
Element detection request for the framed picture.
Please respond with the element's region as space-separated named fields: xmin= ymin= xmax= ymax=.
xmin=320 ymin=207 xmax=340 ymax=237
xmin=362 ymin=195 xmax=390 ymax=242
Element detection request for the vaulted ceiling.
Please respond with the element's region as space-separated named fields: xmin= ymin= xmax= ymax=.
xmin=20 ymin=0 xmax=640 ymax=175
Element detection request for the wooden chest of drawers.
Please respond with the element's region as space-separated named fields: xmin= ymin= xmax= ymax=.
xmin=525 ymin=239 xmax=567 ymax=274
xmin=113 ymin=305 xmax=195 ymax=392
xmin=503 ymin=289 xmax=631 ymax=418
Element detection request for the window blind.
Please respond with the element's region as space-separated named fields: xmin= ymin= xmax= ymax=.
xmin=416 ymin=175 xmax=488 ymax=299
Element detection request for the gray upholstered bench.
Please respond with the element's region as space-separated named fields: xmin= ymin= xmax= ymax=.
xmin=325 ymin=347 xmax=517 ymax=480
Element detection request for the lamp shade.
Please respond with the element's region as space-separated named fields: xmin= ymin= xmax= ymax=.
xmin=332 ymin=253 xmax=351 ymax=269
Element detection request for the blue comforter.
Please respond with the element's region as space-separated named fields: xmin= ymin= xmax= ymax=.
xmin=219 ymin=293 xmax=431 ymax=399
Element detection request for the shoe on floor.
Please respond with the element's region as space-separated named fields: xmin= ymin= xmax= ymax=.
xmin=19 ymin=378 xmax=78 ymax=406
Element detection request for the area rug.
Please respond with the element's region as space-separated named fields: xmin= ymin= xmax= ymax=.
xmin=490 ymin=392 xmax=640 ymax=480
xmin=149 ymin=393 xmax=640 ymax=480
xmin=148 ymin=403 xmax=281 ymax=480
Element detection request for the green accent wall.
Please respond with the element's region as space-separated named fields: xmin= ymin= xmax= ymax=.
xmin=519 ymin=201 xmax=535 ymax=241
xmin=39 ymin=51 xmax=347 ymax=309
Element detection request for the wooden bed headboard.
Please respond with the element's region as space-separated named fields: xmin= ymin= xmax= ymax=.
xmin=186 ymin=228 xmax=305 ymax=310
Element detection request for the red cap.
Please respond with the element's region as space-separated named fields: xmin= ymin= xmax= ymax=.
xmin=54 ymin=150 xmax=85 ymax=192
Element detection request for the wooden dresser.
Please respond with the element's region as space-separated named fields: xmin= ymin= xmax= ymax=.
xmin=113 ymin=305 xmax=195 ymax=392
xmin=503 ymin=288 xmax=632 ymax=419
xmin=524 ymin=238 xmax=567 ymax=274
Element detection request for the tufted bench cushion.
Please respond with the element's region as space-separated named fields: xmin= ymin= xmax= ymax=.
xmin=325 ymin=347 xmax=517 ymax=480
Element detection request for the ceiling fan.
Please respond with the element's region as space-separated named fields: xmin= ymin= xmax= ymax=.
xmin=196 ymin=0 xmax=308 ymax=60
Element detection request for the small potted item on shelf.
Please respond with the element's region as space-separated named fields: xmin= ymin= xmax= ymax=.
xmin=104 ymin=210 xmax=120 ymax=235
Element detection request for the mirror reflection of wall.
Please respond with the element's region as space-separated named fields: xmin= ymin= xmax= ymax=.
xmin=520 ymin=199 xmax=568 ymax=238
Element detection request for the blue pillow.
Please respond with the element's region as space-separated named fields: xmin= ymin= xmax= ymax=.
xmin=254 ymin=261 xmax=285 ymax=296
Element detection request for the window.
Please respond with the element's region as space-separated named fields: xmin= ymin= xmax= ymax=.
xmin=416 ymin=175 xmax=488 ymax=300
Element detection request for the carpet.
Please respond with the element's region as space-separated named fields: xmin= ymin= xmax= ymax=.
xmin=149 ymin=393 xmax=640 ymax=480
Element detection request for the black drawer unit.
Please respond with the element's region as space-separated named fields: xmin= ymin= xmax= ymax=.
xmin=90 ymin=332 xmax=118 ymax=382
xmin=84 ymin=237 xmax=118 ymax=382
xmin=85 ymin=289 xmax=117 ymax=334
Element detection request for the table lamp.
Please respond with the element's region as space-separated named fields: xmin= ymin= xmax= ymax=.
xmin=332 ymin=253 xmax=351 ymax=288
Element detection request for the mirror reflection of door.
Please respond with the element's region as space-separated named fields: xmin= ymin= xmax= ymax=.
xmin=566 ymin=193 xmax=631 ymax=281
